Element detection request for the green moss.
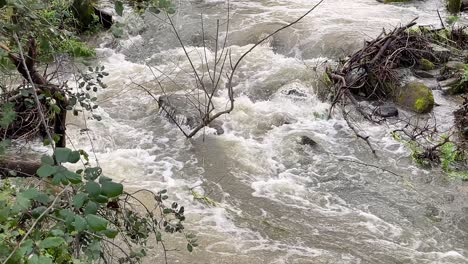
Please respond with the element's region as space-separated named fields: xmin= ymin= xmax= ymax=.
xmin=322 ymin=72 xmax=333 ymax=87
xmin=419 ymin=58 xmax=435 ymax=71
xmin=396 ymin=82 xmax=434 ymax=113
xmin=414 ymin=97 xmax=432 ymax=113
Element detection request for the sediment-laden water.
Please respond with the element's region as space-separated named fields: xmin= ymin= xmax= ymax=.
xmin=66 ymin=0 xmax=468 ymax=263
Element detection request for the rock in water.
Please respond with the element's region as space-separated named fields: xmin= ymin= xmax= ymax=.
xmin=375 ymin=104 xmax=399 ymax=117
xmin=299 ymin=136 xmax=317 ymax=147
xmin=94 ymin=8 xmax=113 ymax=29
xmin=395 ymin=82 xmax=434 ymax=113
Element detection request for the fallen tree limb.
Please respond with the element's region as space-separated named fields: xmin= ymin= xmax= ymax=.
xmin=0 ymin=159 xmax=40 ymax=178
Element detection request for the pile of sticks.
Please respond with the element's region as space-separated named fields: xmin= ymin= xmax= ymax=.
xmin=328 ymin=19 xmax=438 ymax=112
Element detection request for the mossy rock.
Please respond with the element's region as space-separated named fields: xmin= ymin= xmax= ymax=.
xmin=396 ymin=82 xmax=434 ymax=113
xmin=418 ymin=58 xmax=435 ymax=71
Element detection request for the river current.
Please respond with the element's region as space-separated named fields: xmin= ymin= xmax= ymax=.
xmin=66 ymin=0 xmax=468 ymax=263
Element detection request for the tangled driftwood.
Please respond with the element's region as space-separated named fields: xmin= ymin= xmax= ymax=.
xmin=327 ymin=19 xmax=440 ymax=112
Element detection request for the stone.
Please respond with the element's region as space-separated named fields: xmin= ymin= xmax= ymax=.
xmin=375 ymin=104 xmax=399 ymax=117
xmin=414 ymin=70 xmax=435 ymax=79
xmin=429 ymin=44 xmax=451 ymax=63
xmin=418 ymin=58 xmax=435 ymax=71
xmin=284 ymin=89 xmax=308 ymax=97
xmin=95 ymin=8 xmax=113 ymax=29
xmin=299 ymin=136 xmax=317 ymax=147
xmin=443 ymin=61 xmax=465 ymax=73
xmin=395 ymin=82 xmax=435 ymax=113
xmin=439 ymin=76 xmax=462 ymax=95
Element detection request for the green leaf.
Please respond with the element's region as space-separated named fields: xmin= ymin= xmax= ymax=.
xmin=101 ymin=181 xmax=123 ymax=198
xmin=28 ymin=255 xmax=53 ymax=264
xmin=187 ymin=243 xmax=193 ymax=253
xmin=86 ymin=214 xmax=108 ymax=232
xmin=85 ymin=181 xmax=101 ymax=197
xmin=0 ymin=102 xmax=16 ymax=128
xmin=84 ymin=201 xmax=98 ymax=215
xmin=73 ymin=193 xmax=88 ymax=209
xmin=59 ymin=209 xmax=75 ymax=225
xmin=18 ymin=239 xmax=33 ymax=256
xmin=31 ymin=206 xmax=47 ymax=218
xmin=54 ymin=148 xmax=72 ymax=163
xmin=39 ymin=237 xmax=65 ymax=249
xmin=68 ymin=151 xmax=81 ymax=163
xmin=15 ymin=193 xmax=31 ymax=212
xmin=41 ymin=155 xmax=55 ymax=165
xmin=93 ymin=194 xmax=108 ymax=204
xmin=21 ymin=189 xmax=50 ymax=204
xmin=73 ymin=215 xmax=87 ymax=232
xmin=103 ymin=229 xmax=118 ymax=239
xmin=99 ymin=176 xmax=112 ymax=184
xmin=84 ymin=167 xmax=102 ymax=180
xmin=64 ymin=170 xmax=82 ymax=184
xmin=115 ymin=1 xmax=124 ymax=16
xmin=50 ymin=229 xmax=65 ymax=237
xmin=0 ymin=0 xmax=6 ymax=8
xmin=37 ymin=164 xmax=57 ymax=178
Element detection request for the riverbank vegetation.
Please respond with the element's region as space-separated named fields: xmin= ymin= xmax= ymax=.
xmin=0 ymin=1 xmax=193 ymax=263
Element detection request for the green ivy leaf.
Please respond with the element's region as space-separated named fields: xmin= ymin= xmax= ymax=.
xmin=101 ymin=181 xmax=123 ymax=198
xmin=115 ymin=1 xmax=124 ymax=16
xmin=36 ymin=164 xmax=57 ymax=178
xmin=85 ymin=181 xmax=101 ymax=197
xmin=39 ymin=237 xmax=65 ymax=249
xmin=86 ymin=214 xmax=108 ymax=232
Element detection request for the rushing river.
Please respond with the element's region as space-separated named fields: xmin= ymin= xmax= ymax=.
xmin=66 ymin=0 xmax=468 ymax=263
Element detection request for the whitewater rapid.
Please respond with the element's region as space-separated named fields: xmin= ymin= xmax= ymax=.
xmin=65 ymin=0 xmax=468 ymax=263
